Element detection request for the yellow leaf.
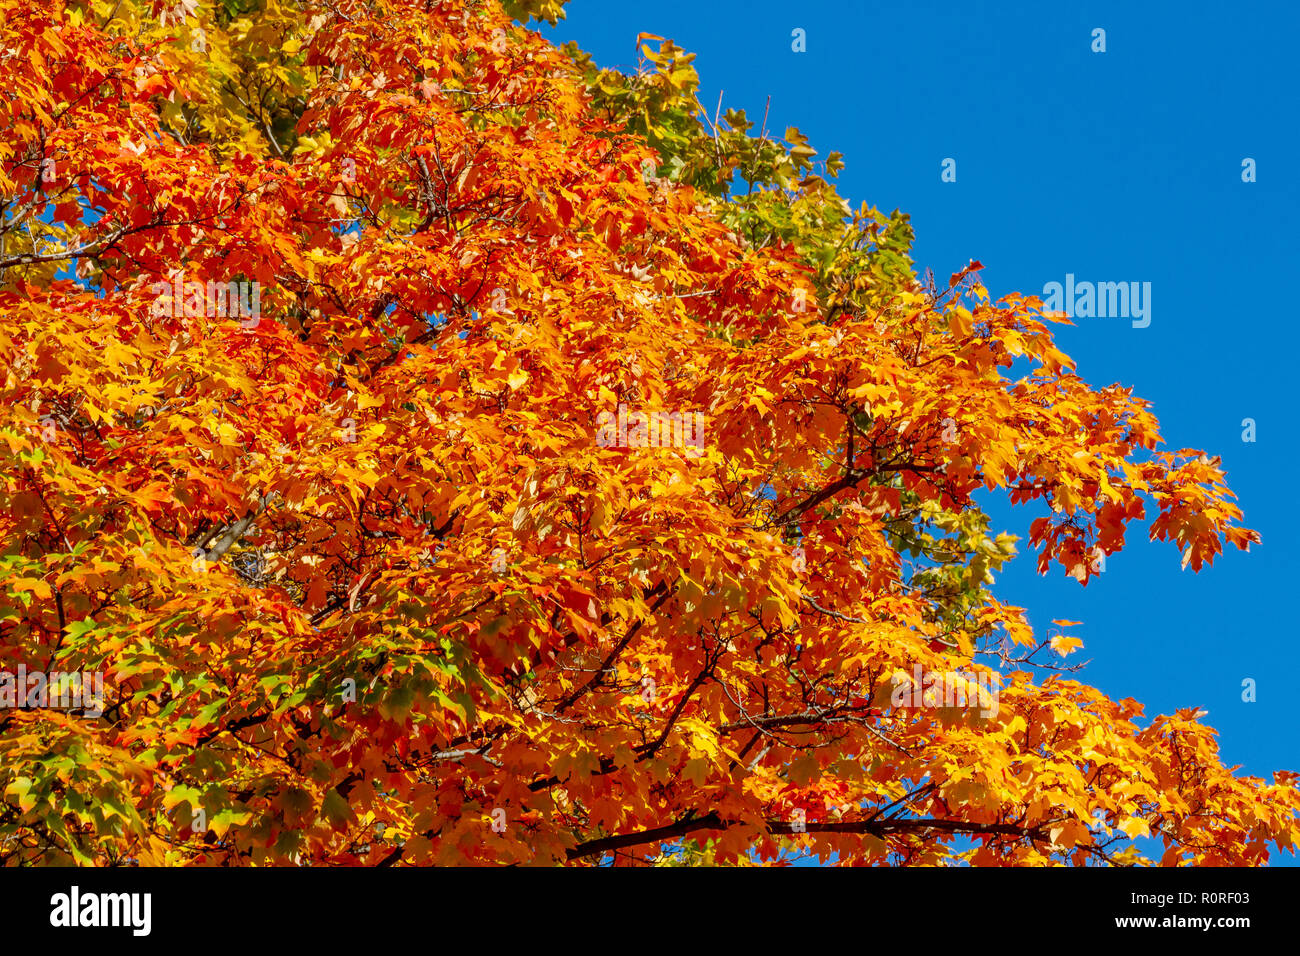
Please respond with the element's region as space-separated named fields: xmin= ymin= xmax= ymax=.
xmin=11 ymin=578 xmax=51 ymax=600
xmin=1118 ymin=817 xmax=1151 ymax=839
xmin=1050 ymin=634 xmax=1083 ymax=656
xmin=682 ymin=757 xmax=710 ymax=786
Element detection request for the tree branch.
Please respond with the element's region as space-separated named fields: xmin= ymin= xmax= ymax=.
xmin=565 ymin=813 xmax=1045 ymax=861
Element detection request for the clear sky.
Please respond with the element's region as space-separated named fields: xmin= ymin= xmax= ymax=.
xmin=543 ymin=0 xmax=1300 ymax=859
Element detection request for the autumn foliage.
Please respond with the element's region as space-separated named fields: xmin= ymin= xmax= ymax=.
xmin=0 ymin=0 xmax=1295 ymax=866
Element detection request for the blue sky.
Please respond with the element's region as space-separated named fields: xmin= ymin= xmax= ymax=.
xmin=544 ymin=0 xmax=1300 ymax=858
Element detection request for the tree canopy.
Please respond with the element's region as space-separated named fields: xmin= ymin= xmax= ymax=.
xmin=0 ymin=0 xmax=1294 ymax=866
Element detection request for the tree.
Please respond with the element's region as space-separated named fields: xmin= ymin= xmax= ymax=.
xmin=0 ymin=0 xmax=1294 ymax=867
